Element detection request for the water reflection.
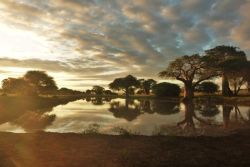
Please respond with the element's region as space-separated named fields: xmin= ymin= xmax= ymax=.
xmin=109 ymin=100 xmax=141 ymax=121
xmin=0 ymin=97 xmax=250 ymax=135
xmin=0 ymin=96 xmax=80 ymax=132
xmin=177 ymin=99 xmax=211 ymax=132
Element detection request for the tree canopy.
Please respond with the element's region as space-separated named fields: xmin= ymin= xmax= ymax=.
xmin=24 ymin=71 xmax=58 ymax=94
xmin=159 ymin=54 xmax=217 ymax=99
xmin=204 ymin=45 xmax=247 ymax=96
xmin=109 ymin=75 xmax=140 ymax=98
xmin=152 ymin=82 xmax=180 ymax=97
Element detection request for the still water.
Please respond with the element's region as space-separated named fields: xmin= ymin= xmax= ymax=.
xmin=0 ymin=97 xmax=249 ymax=136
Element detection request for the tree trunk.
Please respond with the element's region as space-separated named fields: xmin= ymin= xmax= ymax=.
xmin=183 ymin=82 xmax=194 ymax=100
xmin=222 ymin=74 xmax=233 ymax=97
xmin=248 ymin=81 xmax=250 ymax=93
xmin=222 ymin=105 xmax=233 ymax=128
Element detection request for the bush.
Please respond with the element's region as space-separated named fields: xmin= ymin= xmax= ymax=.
xmin=196 ymin=82 xmax=219 ymax=94
xmin=152 ymin=82 xmax=180 ymax=97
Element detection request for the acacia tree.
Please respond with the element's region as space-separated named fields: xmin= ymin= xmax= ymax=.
xmin=204 ymin=45 xmax=247 ymax=96
xmin=159 ymin=54 xmax=217 ymax=99
xmin=109 ymin=75 xmax=140 ymax=98
xmin=224 ymin=61 xmax=250 ymax=96
xmin=139 ymin=79 xmax=157 ymax=95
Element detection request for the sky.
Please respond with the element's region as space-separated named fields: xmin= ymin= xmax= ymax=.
xmin=0 ymin=0 xmax=250 ymax=90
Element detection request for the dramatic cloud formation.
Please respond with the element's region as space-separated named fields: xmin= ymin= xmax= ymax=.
xmin=0 ymin=0 xmax=249 ymax=89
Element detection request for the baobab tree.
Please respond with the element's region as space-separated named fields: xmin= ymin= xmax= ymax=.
xmin=159 ymin=54 xmax=217 ymax=99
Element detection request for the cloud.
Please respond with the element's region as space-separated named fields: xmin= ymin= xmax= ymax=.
xmin=0 ymin=0 xmax=250 ymax=90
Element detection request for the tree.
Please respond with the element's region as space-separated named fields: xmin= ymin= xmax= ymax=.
xmin=109 ymin=75 xmax=140 ymax=98
xmin=1 ymin=77 xmax=35 ymax=95
xmin=152 ymin=82 xmax=181 ymax=97
xmin=204 ymin=45 xmax=247 ymax=96
xmin=197 ymin=82 xmax=219 ymax=94
xmin=223 ymin=61 xmax=250 ymax=96
xmin=92 ymin=86 xmax=105 ymax=95
xmin=159 ymin=54 xmax=217 ymax=99
xmin=24 ymin=71 xmax=58 ymax=94
xmin=58 ymin=88 xmax=83 ymax=95
xmin=139 ymin=79 xmax=157 ymax=95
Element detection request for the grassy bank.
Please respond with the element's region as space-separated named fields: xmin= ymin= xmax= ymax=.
xmin=0 ymin=131 xmax=249 ymax=167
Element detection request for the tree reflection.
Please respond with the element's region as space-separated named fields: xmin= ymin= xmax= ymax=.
xmin=177 ymin=99 xmax=211 ymax=131
xmin=150 ymin=100 xmax=179 ymax=115
xmin=196 ymin=100 xmax=220 ymax=117
xmin=0 ymin=96 xmax=79 ymax=132
xmin=12 ymin=112 xmax=56 ymax=132
xmin=108 ymin=99 xmax=141 ymax=121
xmin=222 ymin=104 xmax=250 ymax=128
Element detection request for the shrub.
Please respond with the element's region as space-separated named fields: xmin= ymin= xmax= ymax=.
xmin=196 ymin=82 xmax=219 ymax=94
xmin=152 ymin=82 xmax=180 ymax=97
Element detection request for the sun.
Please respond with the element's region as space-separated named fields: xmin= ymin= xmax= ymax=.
xmin=0 ymin=22 xmax=55 ymax=60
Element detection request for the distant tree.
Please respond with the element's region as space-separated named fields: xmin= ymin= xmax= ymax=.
xmin=109 ymin=75 xmax=140 ymax=98
xmin=24 ymin=71 xmax=58 ymax=94
xmin=204 ymin=45 xmax=247 ymax=96
xmin=1 ymin=77 xmax=35 ymax=95
xmin=85 ymin=89 xmax=92 ymax=95
xmin=159 ymin=54 xmax=217 ymax=99
xmin=104 ymin=90 xmax=116 ymax=96
xmin=139 ymin=79 xmax=157 ymax=95
xmin=58 ymin=87 xmax=82 ymax=95
xmin=197 ymin=82 xmax=219 ymax=94
xmin=152 ymin=82 xmax=181 ymax=97
xmin=92 ymin=86 xmax=105 ymax=95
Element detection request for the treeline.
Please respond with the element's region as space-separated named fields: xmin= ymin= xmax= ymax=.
xmin=1 ymin=71 xmax=83 ymax=96
xmin=158 ymin=45 xmax=250 ymax=99
xmin=1 ymin=45 xmax=250 ymax=99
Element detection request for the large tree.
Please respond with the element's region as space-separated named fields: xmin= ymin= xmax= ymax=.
xmin=109 ymin=75 xmax=140 ymax=98
xmin=159 ymin=54 xmax=217 ymax=99
xmin=204 ymin=45 xmax=247 ymax=96
xmin=24 ymin=71 xmax=58 ymax=94
xmin=223 ymin=60 xmax=250 ymax=96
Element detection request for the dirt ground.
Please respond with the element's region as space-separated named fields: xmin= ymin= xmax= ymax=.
xmin=0 ymin=131 xmax=250 ymax=167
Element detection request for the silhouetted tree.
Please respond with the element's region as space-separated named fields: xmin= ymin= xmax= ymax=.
xmin=223 ymin=60 xmax=250 ymax=96
xmin=205 ymin=46 xmax=247 ymax=96
xmin=109 ymin=75 xmax=140 ymax=98
xmin=92 ymin=85 xmax=105 ymax=95
xmin=196 ymin=82 xmax=219 ymax=94
xmin=58 ymin=87 xmax=83 ymax=95
xmin=24 ymin=71 xmax=58 ymax=94
xmin=152 ymin=82 xmax=180 ymax=97
xmin=139 ymin=79 xmax=157 ymax=95
xmin=2 ymin=77 xmax=35 ymax=95
xmin=159 ymin=54 xmax=217 ymax=99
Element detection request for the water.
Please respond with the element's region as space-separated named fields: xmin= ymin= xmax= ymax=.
xmin=0 ymin=97 xmax=249 ymax=136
